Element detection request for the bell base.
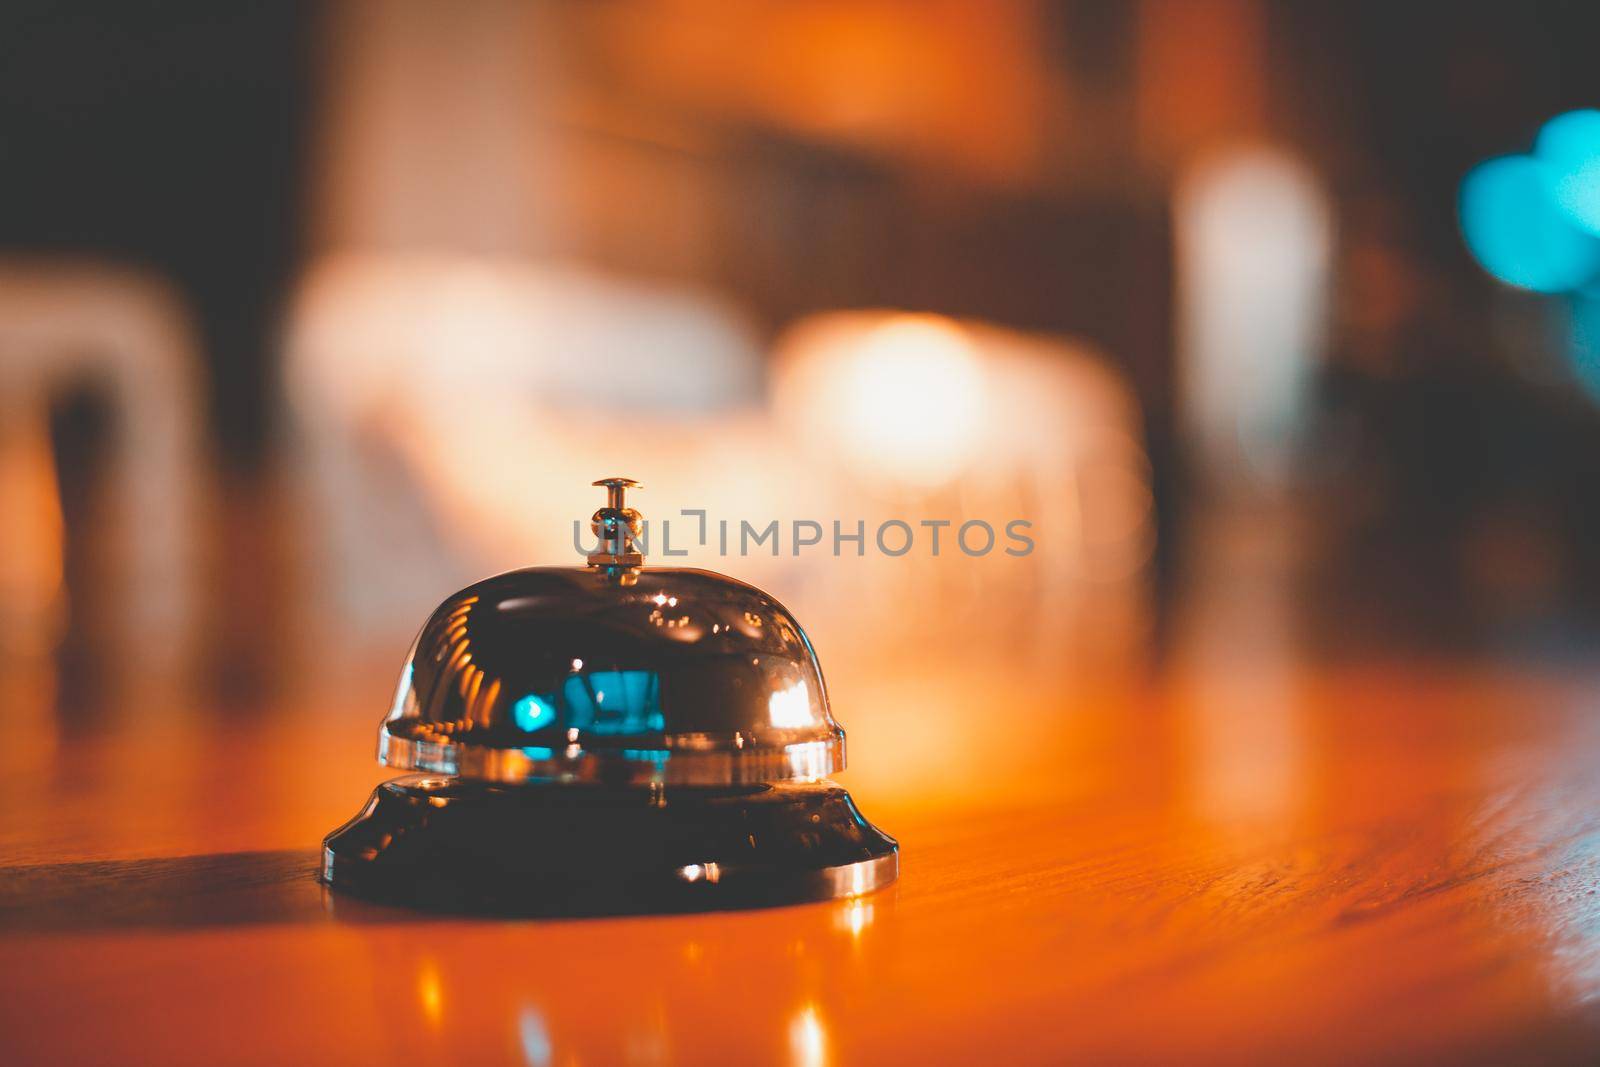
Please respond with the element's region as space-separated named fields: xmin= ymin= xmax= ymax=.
xmin=323 ymin=774 xmax=897 ymax=916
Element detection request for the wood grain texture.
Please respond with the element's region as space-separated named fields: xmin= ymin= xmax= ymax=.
xmin=5 ymin=653 xmax=1600 ymax=1066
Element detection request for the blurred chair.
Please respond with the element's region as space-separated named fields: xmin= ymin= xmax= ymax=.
xmin=282 ymin=251 xmax=768 ymax=635
xmin=0 ymin=259 xmax=208 ymax=661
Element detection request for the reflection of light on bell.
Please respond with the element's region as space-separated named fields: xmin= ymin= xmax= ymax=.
xmin=323 ymin=478 xmax=898 ymax=914
xmin=768 ymin=681 xmax=814 ymax=728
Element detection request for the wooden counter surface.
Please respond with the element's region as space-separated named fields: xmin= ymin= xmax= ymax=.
xmin=5 ymin=650 xmax=1600 ymax=1065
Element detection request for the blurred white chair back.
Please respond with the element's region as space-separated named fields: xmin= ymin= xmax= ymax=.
xmin=0 ymin=259 xmax=208 ymax=661
xmin=282 ymin=252 xmax=768 ymax=637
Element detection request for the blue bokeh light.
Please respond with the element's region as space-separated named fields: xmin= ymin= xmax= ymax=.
xmin=1535 ymin=109 xmax=1600 ymax=235
xmin=512 ymin=693 xmax=558 ymax=731
xmin=1459 ymin=154 xmax=1600 ymax=293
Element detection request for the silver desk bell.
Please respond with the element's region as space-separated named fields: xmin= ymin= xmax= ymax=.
xmin=323 ymin=478 xmax=898 ymax=914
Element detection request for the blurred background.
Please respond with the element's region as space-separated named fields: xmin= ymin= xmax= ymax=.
xmin=7 ymin=0 xmax=1600 ymax=777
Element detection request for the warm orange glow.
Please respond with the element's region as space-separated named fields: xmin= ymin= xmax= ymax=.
xmin=579 ymin=0 xmax=1048 ymax=184
xmin=0 ymin=409 xmax=65 ymax=655
xmin=837 ymin=900 xmax=874 ymax=940
xmin=807 ymin=315 xmax=987 ymax=489
xmin=11 ymin=5 xmax=1600 ymax=1066
xmin=1136 ymin=0 xmax=1267 ymax=166
xmin=789 ymin=1003 xmax=827 ymax=1067
xmin=416 ymin=959 xmax=444 ymax=1027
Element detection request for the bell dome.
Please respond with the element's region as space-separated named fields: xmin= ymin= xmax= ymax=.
xmin=381 ymin=565 xmax=844 ymax=785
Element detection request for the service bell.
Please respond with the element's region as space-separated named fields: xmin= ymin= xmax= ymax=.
xmin=323 ymin=478 xmax=898 ymax=914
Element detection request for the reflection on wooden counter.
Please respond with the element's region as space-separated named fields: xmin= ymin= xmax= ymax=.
xmin=7 ymin=642 xmax=1600 ymax=1064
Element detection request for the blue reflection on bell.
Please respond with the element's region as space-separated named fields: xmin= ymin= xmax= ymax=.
xmin=323 ymin=477 xmax=898 ymax=914
xmin=512 ymin=693 xmax=558 ymax=732
xmin=562 ymin=670 xmax=665 ymax=734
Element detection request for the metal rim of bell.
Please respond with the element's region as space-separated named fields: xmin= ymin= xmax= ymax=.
xmin=379 ymin=728 xmax=846 ymax=786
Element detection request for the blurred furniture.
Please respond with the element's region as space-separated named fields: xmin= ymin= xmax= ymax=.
xmin=283 ymin=256 xmax=1153 ymax=673
xmin=282 ymin=251 xmax=767 ymax=635
xmin=0 ymin=260 xmax=208 ymax=662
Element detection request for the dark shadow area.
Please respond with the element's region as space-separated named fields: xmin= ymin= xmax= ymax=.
xmin=0 ymin=846 xmax=887 ymax=930
xmin=0 ymin=850 xmax=377 ymax=932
